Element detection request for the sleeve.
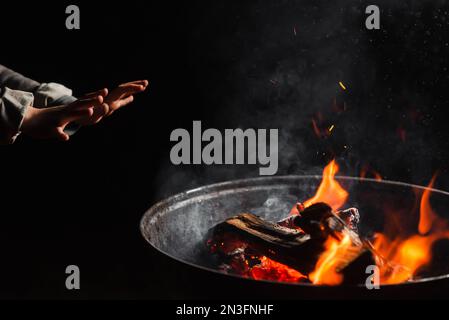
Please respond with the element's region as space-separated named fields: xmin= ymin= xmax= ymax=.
xmin=0 ymin=65 xmax=80 ymax=142
xmin=33 ymin=82 xmax=77 ymax=107
xmin=0 ymin=64 xmax=77 ymax=108
xmin=0 ymin=64 xmax=40 ymax=92
xmin=0 ymin=87 xmax=34 ymax=144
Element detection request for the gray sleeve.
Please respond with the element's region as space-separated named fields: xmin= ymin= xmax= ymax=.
xmin=0 ymin=64 xmax=40 ymax=92
xmin=0 ymin=87 xmax=34 ymax=144
xmin=0 ymin=65 xmax=80 ymax=143
xmin=0 ymin=64 xmax=76 ymax=108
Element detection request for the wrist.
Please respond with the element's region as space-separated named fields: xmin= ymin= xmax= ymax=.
xmin=20 ymin=106 xmax=38 ymax=133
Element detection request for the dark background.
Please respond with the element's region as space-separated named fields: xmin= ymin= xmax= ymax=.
xmin=1 ymin=0 xmax=449 ymax=298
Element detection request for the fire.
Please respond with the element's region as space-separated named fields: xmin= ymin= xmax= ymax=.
xmin=307 ymin=161 xmax=449 ymax=285
xmin=360 ymin=165 xmax=382 ymax=181
xmin=219 ymin=159 xmax=449 ymax=286
xmin=309 ymin=234 xmax=352 ymax=285
xmin=250 ymin=256 xmax=307 ymax=282
xmin=303 ymin=160 xmax=348 ymax=212
xmin=301 ymin=160 xmax=353 ymax=285
xmin=418 ymin=175 xmax=438 ymax=235
xmin=373 ymin=174 xmax=449 ymax=284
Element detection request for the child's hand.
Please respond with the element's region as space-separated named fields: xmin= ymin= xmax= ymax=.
xmin=21 ymin=94 xmax=104 ymax=141
xmin=105 ymin=80 xmax=148 ymax=115
xmin=76 ymin=80 xmax=148 ymax=126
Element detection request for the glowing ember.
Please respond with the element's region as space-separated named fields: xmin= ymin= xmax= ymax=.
xmin=303 ymin=160 xmax=348 ymax=212
xmin=339 ymin=81 xmax=347 ymax=90
xmin=250 ymin=256 xmax=307 ymax=282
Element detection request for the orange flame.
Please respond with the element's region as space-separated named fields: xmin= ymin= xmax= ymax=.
xmin=360 ymin=165 xmax=382 ymax=181
xmin=228 ymin=160 xmax=449 ymax=286
xmin=309 ymin=234 xmax=352 ymax=285
xmin=304 ymin=160 xmax=348 ymax=211
xmin=373 ymin=175 xmax=449 ymax=284
xmin=418 ymin=175 xmax=438 ymax=235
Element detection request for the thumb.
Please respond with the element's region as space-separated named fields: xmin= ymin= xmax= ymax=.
xmin=56 ymin=127 xmax=70 ymax=141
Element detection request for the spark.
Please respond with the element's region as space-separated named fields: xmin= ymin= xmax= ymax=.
xmin=339 ymin=81 xmax=347 ymax=90
xmin=328 ymin=125 xmax=335 ymax=132
xmin=293 ymin=26 xmax=297 ymax=36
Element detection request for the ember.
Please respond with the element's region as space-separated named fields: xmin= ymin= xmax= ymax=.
xmin=250 ymin=256 xmax=307 ymax=282
xmin=206 ymin=160 xmax=449 ymax=286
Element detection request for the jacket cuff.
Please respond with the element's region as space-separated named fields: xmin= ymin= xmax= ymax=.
xmin=1 ymin=87 xmax=34 ymax=144
xmin=34 ymin=82 xmax=73 ymax=107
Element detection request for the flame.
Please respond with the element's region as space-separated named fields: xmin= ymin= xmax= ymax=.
xmin=309 ymin=234 xmax=352 ymax=285
xmin=360 ymin=165 xmax=382 ymax=181
xmin=289 ymin=202 xmax=305 ymax=216
xmin=373 ymin=175 xmax=449 ymax=284
xmin=306 ymin=163 xmax=448 ymax=285
xmin=218 ymin=160 xmax=449 ymax=286
xmin=304 ymin=160 xmax=348 ymax=211
xmin=418 ymin=175 xmax=438 ymax=235
xmin=250 ymin=256 xmax=307 ymax=282
xmin=311 ymin=119 xmax=322 ymax=137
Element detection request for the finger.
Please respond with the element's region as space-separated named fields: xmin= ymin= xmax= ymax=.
xmin=116 ymin=84 xmax=146 ymax=96
xmin=120 ymin=83 xmax=145 ymax=92
xmin=56 ymin=127 xmax=70 ymax=141
xmin=125 ymin=80 xmax=148 ymax=87
xmin=120 ymin=95 xmax=134 ymax=106
xmin=108 ymin=96 xmax=133 ymax=115
xmin=89 ymin=103 xmax=109 ymax=124
xmin=82 ymin=88 xmax=108 ymax=99
xmin=64 ymin=107 xmax=94 ymax=123
xmin=68 ymin=95 xmax=104 ymax=110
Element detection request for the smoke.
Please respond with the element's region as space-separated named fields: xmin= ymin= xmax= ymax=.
xmin=154 ymin=0 xmax=449 ymax=199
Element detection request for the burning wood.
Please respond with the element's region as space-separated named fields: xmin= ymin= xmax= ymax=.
xmin=207 ymin=202 xmax=375 ymax=285
xmin=206 ymin=159 xmax=449 ymax=285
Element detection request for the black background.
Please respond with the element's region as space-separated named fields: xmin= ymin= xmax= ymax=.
xmin=1 ymin=0 xmax=449 ymax=299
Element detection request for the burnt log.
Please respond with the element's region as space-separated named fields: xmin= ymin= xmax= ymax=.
xmin=207 ymin=202 xmax=373 ymax=279
xmin=208 ymin=212 xmax=325 ymax=274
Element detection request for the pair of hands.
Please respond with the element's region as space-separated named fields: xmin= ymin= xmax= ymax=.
xmin=21 ymin=80 xmax=148 ymax=141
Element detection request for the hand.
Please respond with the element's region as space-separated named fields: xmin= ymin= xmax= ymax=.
xmin=21 ymin=95 xmax=104 ymax=141
xmin=104 ymin=80 xmax=148 ymax=115
xmin=76 ymin=80 xmax=148 ymax=126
